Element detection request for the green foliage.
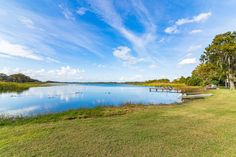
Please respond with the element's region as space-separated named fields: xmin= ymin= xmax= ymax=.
xmin=201 ymin=31 xmax=236 ymax=89
xmin=0 ymin=73 xmax=39 ymax=83
xmin=185 ymin=76 xmax=202 ymax=86
xmin=145 ymin=78 xmax=170 ymax=83
xmin=192 ymin=63 xmax=225 ymax=86
xmin=0 ymin=73 xmax=8 ymax=81
xmin=0 ymin=105 xmax=140 ymax=126
xmin=172 ymin=76 xmax=202 ymax=86
xmin=0 ymin=73 xmax=43 ymax=92
xmin=172 ymin=76 xmax=187 ymax=84
xmin=175 ymin=32 xmax=236 ymax=88
xmin=0 ymin=82 xmax=47 ymax=93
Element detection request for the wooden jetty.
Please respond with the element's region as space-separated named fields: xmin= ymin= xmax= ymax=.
xmin=182 ymin=93 xmax=213 ymax=99
xmin=149 ymin=86 xmax=182 ymax=93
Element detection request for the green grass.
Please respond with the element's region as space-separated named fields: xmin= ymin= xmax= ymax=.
xmin=0 ymin=105 xmax=136 ymax=126
xmin=0 ymin=90 xmax=236 ymax=156
xmin=0 ymin=82 xmax=48 ymax=93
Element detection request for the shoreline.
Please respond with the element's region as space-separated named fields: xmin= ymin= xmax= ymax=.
xmin=0 ymin=102 xmax=185 ymax=126
xmin=0 ymin=82 xmax=206 ymax=125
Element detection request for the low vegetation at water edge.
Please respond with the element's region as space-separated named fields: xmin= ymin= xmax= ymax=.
xmin=132 ymin=81 xmax=204 ymax=94
xmin=0 ymin=82 xmax=47 ymax=93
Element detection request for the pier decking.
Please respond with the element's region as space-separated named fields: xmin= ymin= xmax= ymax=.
xmin=149 ymin=86 xmax=182 ymax=93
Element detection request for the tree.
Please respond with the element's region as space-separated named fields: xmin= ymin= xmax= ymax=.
xmin=172 ymin=76 xmax=202 ymax=86
xmin=192 ymin=63 xmax=224 ymax=86
xmin=0 ymin=73 xmax=39 ymax=83
xmin=156 ymin=79 xmax=170 ymax=83
xmin=0 ymin=73 xmax=8 ymax=81
xmin=185 ymin=76 xmax=202 ymax=86
xmin=146 ymin=78 xmax=170 ymax=83
xmin=201 ymin=31 xmax=236 ymax=89
xmin=9 ymin=73 xmax=39 ymax=83
xmin=172 ymin=76 xmax=187 ymax=84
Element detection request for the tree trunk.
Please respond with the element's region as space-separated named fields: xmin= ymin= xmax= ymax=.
xmin=225 ymin=79 xmax=227 ymax=88
xmin=228 ymin=57 xmax=235 ymax=90
xmin=225 ymin=76 xmax=229 ymax=88
xmin=229 ymin=73 xmax=235 ymax=90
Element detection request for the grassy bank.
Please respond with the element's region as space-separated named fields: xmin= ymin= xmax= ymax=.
xmin=133 ymin=82 xmax=204 ymax=94
xmin=1 ymin=89 xmax=236 ymax=156
xmin=0 ymin=82 xmax=48 ymax=93
xmin=0 ymin=105 xmax=141 ymax=126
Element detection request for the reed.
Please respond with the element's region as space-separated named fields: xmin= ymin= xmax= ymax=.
xmin=0 ymin=82 xmax=47 ymax=93
xmin=132 ymin=82 xmax=204 ymax=94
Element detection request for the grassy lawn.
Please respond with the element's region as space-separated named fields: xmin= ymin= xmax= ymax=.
xmin=0 ymin=89 xmax=236 ymax=156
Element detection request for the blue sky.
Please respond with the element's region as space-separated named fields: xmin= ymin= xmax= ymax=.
xmin=0 ymin=0 xmax=236 ymax=82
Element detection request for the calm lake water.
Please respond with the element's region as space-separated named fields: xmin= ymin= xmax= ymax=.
xmin=0 ymin=84 xmax=182 ymax=116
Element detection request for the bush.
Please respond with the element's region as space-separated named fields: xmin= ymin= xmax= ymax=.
xmin=186 ymin=76 xmax=203 ymax=86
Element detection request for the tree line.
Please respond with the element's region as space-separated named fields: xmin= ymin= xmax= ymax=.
xmin=0 ymin=73 xmax=39 ymax=83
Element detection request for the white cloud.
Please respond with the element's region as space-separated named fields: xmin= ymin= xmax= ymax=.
xmin=187 ymin=44 xmax=202 ymax=52
xmin=189 ymin=29 xmax=202 ymax=34
xmin=18 ymin=16 xmax=35 ymax=29
xmin=149 ymin=64 xmax=158 ymax=69
xmin=0 ymin=2 xmax=107 ymax=58
xmin=175 ymin=18 xmax=192 ymax=26
xmin=113 ymin=46 xmax=142 ymax=64
xmin=0 ymin=53 xmax=12 ymax=58
xmin=178 ymin=58 xmax=197 ymax=65
xmin=0 ymin=38 xmax=42 ymax=60
xmin=1 ymin=66 xmax=84 ymax=82
xmin=46 ymin=57 xmax=60 ymax=63
xmin=158 ymin=38 xmax=165 ymax=43
xmin=164 ymin=25 xmax=178 ymax=34
xmin=92 ymin=63 xmax=106 ymax=68
xmin=87 ymin=0 xmax=156 ymax=57
xmin=97 ymin=64 xmax=106 ymax=68
xmin=77 ymin=7 xmax=88 ymax=15
xmin=186 ymin=53 xmax=192 ymax=57
xmin=165 ymin=12 xmax=211 ymax=34
xmin=176 ymin=12 xmax=212 ymax=26
xmin=119 ymin=74 xmax=143 ymax=82
xmin=59 ymin=4 xmax=74 ymax=20
xmin=53 ymin=66 xmax=82 ymax=76
xmin=192 ymin=12 xmax=212 ymax=23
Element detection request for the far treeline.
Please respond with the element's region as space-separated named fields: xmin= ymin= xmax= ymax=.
xmin=146 ymin=31 xmax=236 ymax=90
xmin=0 ymin=73 xmax=40 ymax=83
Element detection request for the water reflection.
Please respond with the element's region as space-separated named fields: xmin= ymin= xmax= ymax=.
xmin=0 ymin=84 xmax=182 ymax=116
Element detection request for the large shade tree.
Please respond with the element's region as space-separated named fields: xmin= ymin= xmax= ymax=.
xmin=201 ymin=31 xmax=236 ymax=89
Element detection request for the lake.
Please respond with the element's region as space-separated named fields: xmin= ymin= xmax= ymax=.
xmin=0 ymin=84 xmax=182 ymax=116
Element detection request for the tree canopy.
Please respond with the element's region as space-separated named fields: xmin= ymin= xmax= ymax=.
xmin=200 ymin=31 xmax=236 ymax=89
xmin=145 ymin=79 xmax=170 ymax=83
xmin=192 ymin=63 xmax=224 ymax=86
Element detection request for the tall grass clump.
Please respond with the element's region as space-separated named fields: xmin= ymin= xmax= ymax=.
xmin=0 ymin=82 xmax=47 ymax=93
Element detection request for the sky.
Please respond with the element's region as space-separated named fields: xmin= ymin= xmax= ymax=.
xmin=0 ymin=0 xmax=236 ymax=82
